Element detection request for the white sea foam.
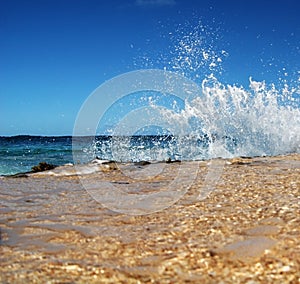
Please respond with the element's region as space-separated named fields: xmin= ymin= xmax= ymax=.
xmin=157 ymin=75 xmax=300 ymax=159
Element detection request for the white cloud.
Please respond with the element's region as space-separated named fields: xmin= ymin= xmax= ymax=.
xmin=135 ymin=0 xmax=176 ymax=7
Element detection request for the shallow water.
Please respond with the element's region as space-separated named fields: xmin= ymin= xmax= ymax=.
xmin=0 ymin=155 xmax=299 ymax=282
xmin=0 ymin=155 xmax=300 ymax=251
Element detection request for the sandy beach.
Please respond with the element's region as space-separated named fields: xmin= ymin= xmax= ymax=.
xmin=0 ymin=154 xmax=299 ymax=283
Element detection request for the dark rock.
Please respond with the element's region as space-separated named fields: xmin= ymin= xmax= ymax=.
xmin=31 ymin=162 xmax=57 ymax=172
xmin=165 ymin=158 xmax=181 ymax=164
xmin=134 ymin=161 xmax=151 ymax=166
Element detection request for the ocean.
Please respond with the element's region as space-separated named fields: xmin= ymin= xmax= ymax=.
xmin=0 ymin=134 xmax=224 ymax=176
xmin=0 ymin=136 xmax=73 ymax=176
xmin=1 ymin=127 xmax=299 ymax=176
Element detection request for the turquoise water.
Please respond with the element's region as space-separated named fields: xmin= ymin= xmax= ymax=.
xmin=0 ymin=136 xmax=73 ymax=175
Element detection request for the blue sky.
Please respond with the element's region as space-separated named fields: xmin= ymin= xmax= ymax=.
xmin=1 ymin=0 xmax=299 ymax=136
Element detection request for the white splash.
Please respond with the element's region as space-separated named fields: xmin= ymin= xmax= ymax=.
xmin=96 ymin=22 xmax=300 ymax=161
xmin=159 ymin=74 xmax=300 ymax=159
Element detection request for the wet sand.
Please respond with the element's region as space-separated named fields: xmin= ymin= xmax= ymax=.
xmin=0 ymin=154 xmax=299 ymax=283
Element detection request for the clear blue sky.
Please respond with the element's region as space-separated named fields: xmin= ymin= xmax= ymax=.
xmin=1 ymin=0 xmax=299 ymax=136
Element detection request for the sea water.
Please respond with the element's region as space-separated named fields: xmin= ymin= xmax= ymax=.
xmin=0 ymin=136 xmax=73 ymax=175
xmin=0 ymin=135 xmax=215 ymax=175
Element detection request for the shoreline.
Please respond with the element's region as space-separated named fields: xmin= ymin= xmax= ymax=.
xmin=0 ymin=153 xmax=299 ymax=282
xmin=2 ymin=151 xmax=299 ymax=178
